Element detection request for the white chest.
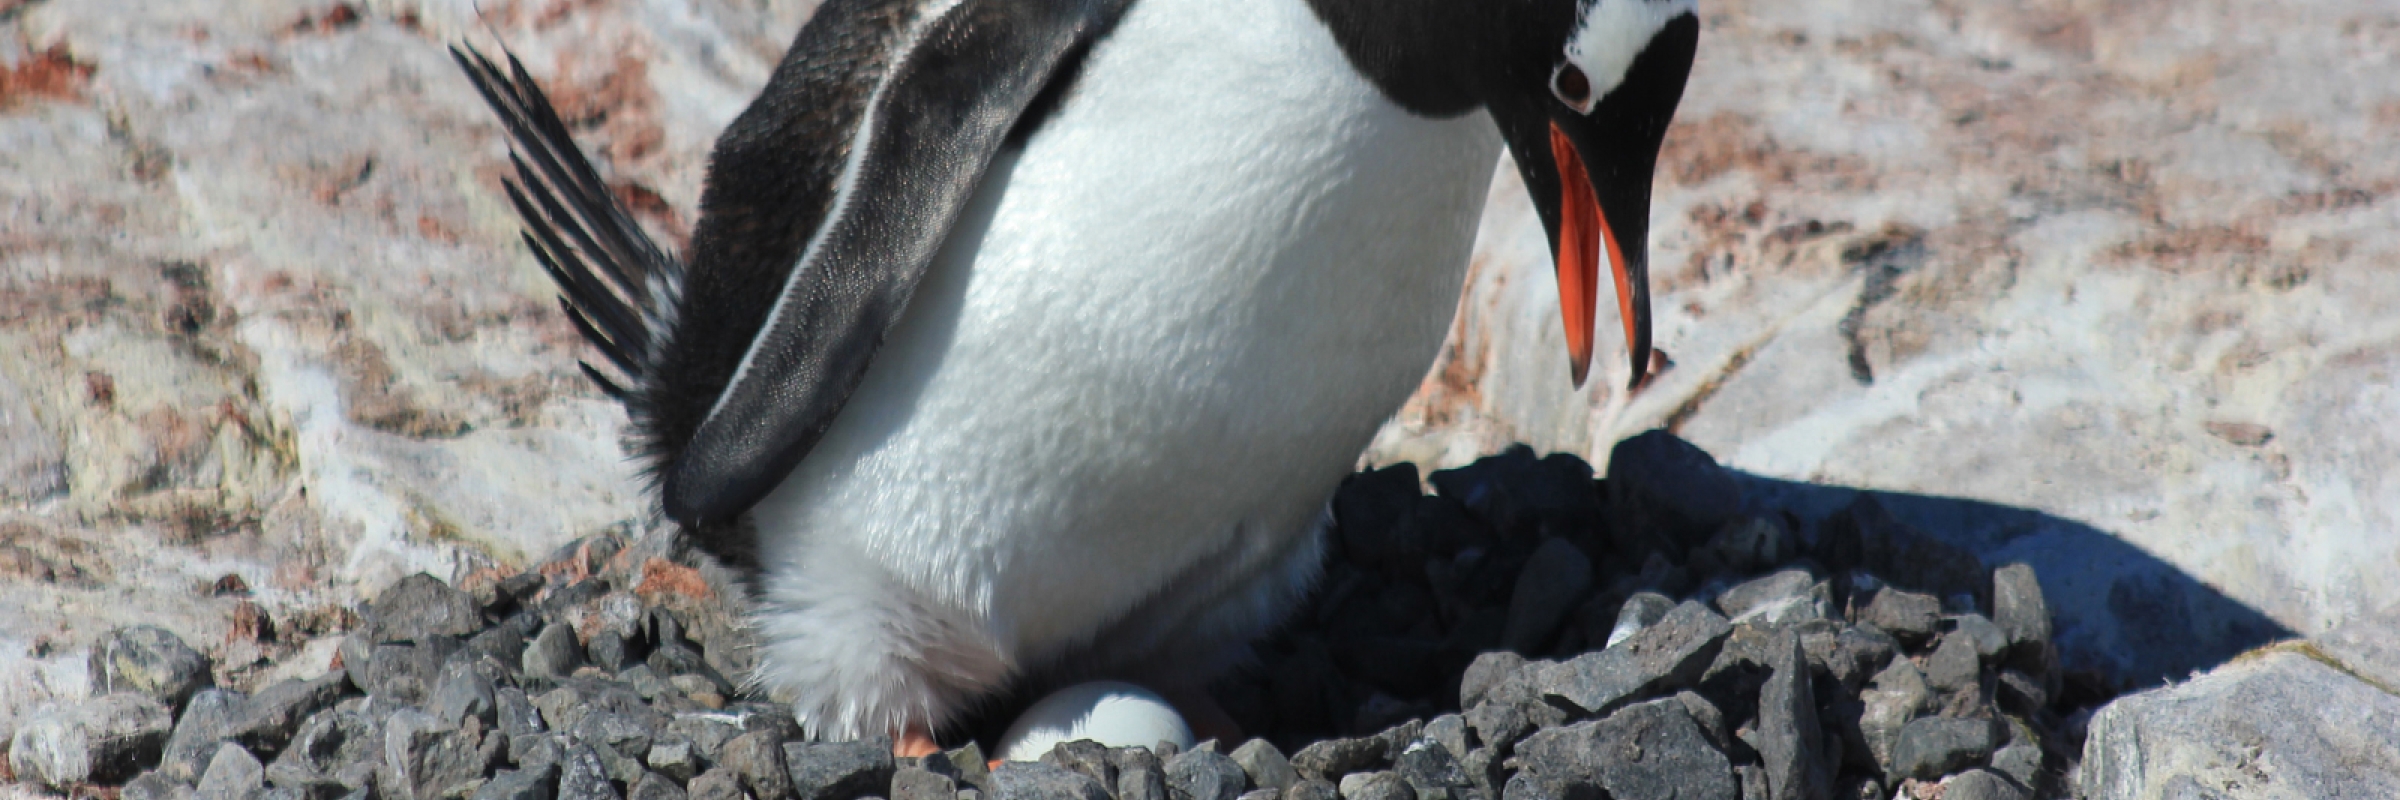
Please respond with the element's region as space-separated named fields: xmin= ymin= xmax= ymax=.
xmin=751 ymin=0 xmax=1503 ymax=658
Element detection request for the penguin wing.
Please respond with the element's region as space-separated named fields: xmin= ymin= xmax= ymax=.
xmin=663 ymin=0 xmax=1129 ymax=524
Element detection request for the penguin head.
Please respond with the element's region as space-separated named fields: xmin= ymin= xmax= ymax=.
xmin=1490 ymin=0 xmax=1699 ymax=390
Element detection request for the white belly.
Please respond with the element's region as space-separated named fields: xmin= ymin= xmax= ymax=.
xmin=747 ymin=0 xmax=1501 ymax=736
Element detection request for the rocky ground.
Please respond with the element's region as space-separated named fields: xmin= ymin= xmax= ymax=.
xmin=8 ymin=433 xmax=2104 ymax=800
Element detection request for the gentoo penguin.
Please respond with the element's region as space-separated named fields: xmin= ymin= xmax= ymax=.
xmin=455 ymin=0 xmax=1697 ymax=752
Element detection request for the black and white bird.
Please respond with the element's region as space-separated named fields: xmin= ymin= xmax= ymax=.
xmin=456 ymin=0 xmax=1696 ymax=752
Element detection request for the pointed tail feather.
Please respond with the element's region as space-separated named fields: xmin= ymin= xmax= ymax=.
xmin=451 ymin=43 xmax=682 ymax=410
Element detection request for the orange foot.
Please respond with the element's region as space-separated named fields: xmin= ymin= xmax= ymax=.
xmin=895 ymin=725 xmax=942 ymax=758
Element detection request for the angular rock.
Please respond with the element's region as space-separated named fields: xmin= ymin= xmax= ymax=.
xmin=686 ymin=769 xmax=746 ymax=800
xmin=1229 ymin=739 xmax=1296 ymax=792
xmin=1987 ymin=744 xmax=2043 ymax=794
xmin=1502 ymin=537 xmax=1592 ymax=651
xmin=7 ymin=692 xmax=175 ymax=786
xmin=125 ymin=771 xmax=192 ymax=800
xmin=574 ymin=712 xmax=660 ymax=785
xmin=1335 ymin=771 xmax=1414 ymax=800
xmin=1462 ymin=703 xmax=1528 ymax=759
xmin=1857 ymin=587 xmax=1941 ymax=646
xmin=1942 ymin=769 xmax=2027 ymax=800
xmin=1888 ymin=717 xmax=2002 ymax=781
xmin=630 ymin=772 xmax=688 ymax=800
xmin=1541 ymin=600 xmax=1731 ymax=717
xmin=892 ymin=764 xmax=958 ymax=800
xmin=1605 ymin=592 xmax=1675 ymax=649
xmin=197 ymin=743 xmax=266 ymax=800
xmin=993 ymin=761 xmax=1111 ymax=800
xmin=1456 ymin=652 xmax=1526 ymax=709
xmin=1924 ymin=634 xmax=1981 ymax=695
xmin=1111 ymin=747 xmax=1169 ymax=800
xmin=647 ymin=739 xmax=699 ymax=783
xmin=782 ymin=739 xmax=893 ymax=800
xmin=1713 ymin=570 xmax=1815 ymax=620
xmin=232 ymin=671 xmax=352 ymax=756
xmin=1516 ymin=698 xmax=1734 ymax=800
xmin=666 ymin=716 xmax=737 ymax=763
xmin=1289 ymin=736 xmax=1385 ymax=782
xmin=1948 ymin=614 xmax=2010 ymax=662
xmin=1282 ymin=779 xmax=1338 ymax=800
xmin=1994 ymin=670 xmax=2047 ymax=716
xmin=474 ymin=764 xmax=561 ymax=800
xmin=383 ymin=709 xmax=504 ymax=800
xmin=367 ymin=573 xmax=486 ymax=644
xmin=1166 ymin=747 xmax=1249 ymax=800
xmin=523 ymin=623 xmax=586 ymax=681
xmin=1851 ymin=659 xmax=1932 ymax=774
xmin=2079 ymin=649 xmax=2400 ymax=800
xmin=1390 ymin=740 xmax=1470 ymax=800
xmin=1755 ymin=632 xmax=1828 ymax=800
xmin=164 ymin=688 xmax=248 ymax=782
xmin=559 ymin=741 xmax=623 ymax=800
xmin=498 ymin=689 xmax=546 ymax=738
xmin=1416 ymin=718 xmax=1468 ymax=772
xmin=90 ymin=626 xmax=215 ymax=712
xmin=1988 ymin=564 xmax=2050 ymax=655
xmin=266 ymin=709 xmax=383 ymax=793
xmin=431 ymin=661 xmax=501 ymax=729
xmin=721 ymin=731 xmax=792 ymax=800
xmin=1607 ymin=430 xmax=1744 ymax=548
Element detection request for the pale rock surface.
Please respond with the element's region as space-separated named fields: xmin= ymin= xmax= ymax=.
xmin=2076 ymin=605 xmax=2400 ymax=799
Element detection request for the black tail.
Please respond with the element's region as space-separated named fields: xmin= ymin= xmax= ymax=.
xmin=450 ymin=44 xmax=683 ymax=404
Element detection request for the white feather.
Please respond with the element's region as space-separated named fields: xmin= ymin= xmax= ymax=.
xmin=746 ymin=0 xmax=1503 ymax=740
xmin=1563 ymin=0 xmax=1699 ymax=104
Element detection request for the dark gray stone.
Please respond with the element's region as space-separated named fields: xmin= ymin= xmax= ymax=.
xmin=1110 ymin=747 xmax=1167 ymax=800
xmin=1289 ymin=736 xmax=1385 ymax=782
xmin=574 ymin=712 xmax=659 ymax=784
xmin=1755 ymin=632 xmax=1828 ymax=800
xmin=1854 ymin=658 xmax=1931 ymax=775
xmin=1948 ymin=615 xmax=2010 ymax=662
xmin=1281 ymin=780 xmax=1337 ymax=800
xmin=165 ymin=688 xmax=248 ymax=782
xmin=196 ymin=743 xmax=266 ymax=800
xmin=666 ymin=716 xmax=738 ymax=763
xmin=1888 ymin=717 xmax=2003 ymax=781
xmin=1858 ymin=588 xmax=1941 ymax=646
xmin=6 ymin=691 xmax=175 ymax=786
xmin=588 ymin=631 xmax=639 ymax=674
xmin=1036 ymin=740 xmax=1111 ymax=788
xmin=559 ymin=741 xmax=623 ymax=800
xmin=1672 ymin=691 xmax=1729 ymax=754
xmin=231 ymin=671 xmax=351 ymax=756
xmin=630 ymin=772 xmax=688 ymax=800
xmin=467 ymin=616 xmax=537 ymax=669
xmin=1941 ymin=769 xmax=2027 ymax=800
xmin=1166 ymin=747 xmax=1249 ymax=800
xmin=431 ymin=661 xmax=500 ymax=729
xmin=1238 ymin=791 xmax=1279 ymax=800
xmin=382 ymin=709 xmax=504 ymax=800
xmin=781 ymin=739 xmax=893 ymax=800
xmin=1502 ymin=537 xmax=1592 ymax=652
xmin=1701 ymin=517 xmax=1794 ymax=575
xmin=1821 ymin=627 xmax=1898 ymax=694
xmin=1335 ymin=771 xmax=1415 ymax=800
xmin=891 ymin=765 xmax=957 ymax=800
xmin=1456 ymin=651 xmax=1526 ymax=709
xmin=1815 ymin=495 xmax=1987 ymax=605
xmin=1463 ymin=702 xmax=1529 ymax=757
xmin=1541 ymin=600 xmax=1731 ymax=718
xmin=685 ymin=769 xmax=746 ymax=800
xmin=1734 ymin=766 xmax=1768 ymax=800
xmin=993 ymin=761 xmax=1111 ymax=800
xmin=90 ymin=626 xmax=215 ymax=713
xmin=1994 ymin=670 xmax=2046 ymax=716
xmin=1987 ymin=745 xmax=2043 ymax=795
xmin=125 ymin=770 xmax=193 ymax=800
xmin=474 ymin=764 xmax=560 ymax=800
xmin=1713 ymin=570 xmax=1815 ymax=621
xmin=362 ymin=639 xmax=463 ymax=706
xmin=265 ymin=709 xmax=382 ymax=793
xmin=1923 ymin=634 xmax=1981 ymax=694
xmin=1516 ymin=698 xmax=1735 ymax=800
xmin=367 ymin=573 xmax=486 ymax=644
xmin=1989 ymin=564 xmax=2050 ymax=653
xmin=498 ymin=689 xmax=545 ymax=737
xmin=721 ymin=732 xmax=791 ymax=800
xmin=524 ymin=624 xmax=585 ymax=681
xmin=646 ymin=739 xmax=699 ymax=783
xmin=930 ymin=744 xmax=995 ymax=795
xmin=1605 ymin=592 xmax=1676 ymax=649
xmin=1228 ymin=739 xmax=1295 ymax=793
xmin=1390 ymin=740 xmax=1469 ymax=800
xmin=1415 ymin=719 xmax=1467 ymax=775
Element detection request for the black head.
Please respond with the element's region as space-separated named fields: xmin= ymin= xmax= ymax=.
xmin=1306 ymin=0 xmax=1700 ymax=388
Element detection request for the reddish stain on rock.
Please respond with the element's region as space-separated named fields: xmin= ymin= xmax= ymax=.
xmin=0 ymin=44 xmax=93 ymax=108
xmin=635 ymin=557 xmax=713 ymax=602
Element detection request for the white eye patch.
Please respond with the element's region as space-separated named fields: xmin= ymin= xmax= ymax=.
xmin=1559 ymin=0 xmax=1698 ymax=112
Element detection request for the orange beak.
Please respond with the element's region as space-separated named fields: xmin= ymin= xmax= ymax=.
xmin=1548 ymin=121 xmax=1639 ymax=389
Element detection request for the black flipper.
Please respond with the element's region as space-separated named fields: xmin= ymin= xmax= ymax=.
xmin=661 ymin=0 xmax=1130 ymax=524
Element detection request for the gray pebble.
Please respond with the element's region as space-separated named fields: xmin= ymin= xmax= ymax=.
xmin=1604 ymin=592 xmax=1675 ymax=649
xmin=685 ymin=769 xmax=747 ymax=800
xmin=993 ymin=761 xmax=1111 ymax=800
xmin=781 ymin=739 xmax=893 ymax=800
xmin=264 ymin=709 xmax=382 ymax=793
xmin=431 ymin=661 xmax=500 ymax=729
xmin=1948 ymin=614 xmax=2010 ymax=661
xmin=163 ymin=688 xmax=247 ymax=782
xmin=89 ymin=626 xmax=215 ymax=713
xmin=1455 ymin=652 xmax=1525 ymax=709
xmin=1289 ymin=737 xmax=1385 ymax=782
xmin=1924 ymin=633 xmax=1982 ymax=694
xmin=1858 ymin=587 xmax=1942 ymax=646
xmin=1281 ymin=780 xmax=1338 ymax=800
xmin=1942 ymin=769 xmax=2028 ymax=800
xmin=196 ymin=743 xmax=265 ymax=800
xmin=1989 ymin=564 xmax=2051 ymax=652
xmin=382 ymin=709 xmax=504 ymax=800
xmin=1755 ymin=631 xmax=1828 ymax=800
xmin=1713 ymin=570 xmax=1815 ymax=620
xmin=1888 ymin=717 xmax=2004 ymax=781
xmin=125 ymin=771 xmax=193 ymax=800
xmin=629 ymin=772 xmax=689 ymax=800
xmin=891 ymin=764 xmax=958 ymax=800
xmin=1414 ymin=719 xmax=1468 ymax=776
xmin=7 ymin=692 xmax=175 ymax=786
xmin=524 ymin=624 xmax=585 ymax=681
xmin=1110 ymin=747 xmax=1168 ymax=800
xmin=473 ymin=764 xmax=560 ymax=800
xmin=1542 ymin=601 xmax=1731 ymax=718
xmin=366 ymin=573 xmax=486 ymax=644
xmin=1988 ymin=743 xmax=2044 ymax=791
xmin=647 ymin=739 xmax=700 ymax=783
xmin=1334 ymin=771 xmax=1414 ymax=800
xmin=559 ymin=741 xmax=623 ymax=800
xmin=231 ymin=671 xmax=351 ymax=756
xmin=1042 ymin=739 xmax=1115 ymax=788
xmin=1461 ymin=703 xmax=1529 ymax=757
xmin=1390 ymin=740 xmax=1470 ymax=800
xmin=1516 ymin=698 xmax=1734 ymax=800
xmin=1166 ymin=746 xmax=1249 ymax=800
xmin=721 ymin=732 xmax=791 ymax=800
xmin=1238 ymin=790 xmax=1280 ymax=800
xmin=667 ymin=716 xmax=740 ymax=763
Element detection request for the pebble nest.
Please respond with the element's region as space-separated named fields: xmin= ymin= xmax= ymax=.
xmin=6 ymin=431 xmax=2111 ymax=800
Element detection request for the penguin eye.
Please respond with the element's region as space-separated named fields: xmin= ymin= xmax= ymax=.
xmin=1551 ymin=61 xmax=1595 ymax=113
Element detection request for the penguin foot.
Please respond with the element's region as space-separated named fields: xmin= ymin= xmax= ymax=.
xmin=895 ymin=726 xmax=942 ymax=758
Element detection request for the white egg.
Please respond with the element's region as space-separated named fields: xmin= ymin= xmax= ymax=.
xmin=993 ymin=681 xmax=1196 ymax=762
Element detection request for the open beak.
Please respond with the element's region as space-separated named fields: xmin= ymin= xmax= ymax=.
xmin=1548 ymin=121 xmax=1652 ymax=390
